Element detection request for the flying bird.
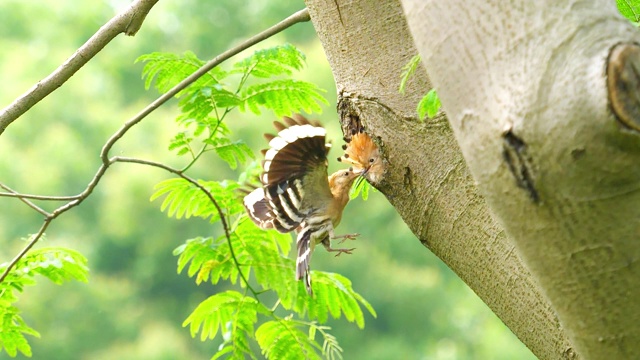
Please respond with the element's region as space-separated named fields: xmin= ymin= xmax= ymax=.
xmin=243 ymin=114 xmax=361 ymax=295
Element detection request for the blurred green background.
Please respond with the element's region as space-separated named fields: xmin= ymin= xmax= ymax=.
xmin=0 ymin=1 xmax=535 ymax=359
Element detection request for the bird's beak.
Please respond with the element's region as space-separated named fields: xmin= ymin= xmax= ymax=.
xmin=353 ymin=167 xmax=367 ymax=176
xmin=349 ymin=166 xmax=364 ymax=176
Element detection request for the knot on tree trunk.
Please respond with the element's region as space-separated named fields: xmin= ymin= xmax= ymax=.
xmin=607 ymin=43 xmax=640 ymax=131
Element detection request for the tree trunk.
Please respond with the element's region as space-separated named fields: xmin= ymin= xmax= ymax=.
xmin=400 ymin=0 xmax=640 ymax=359
xmin=305 ymin=0 xmax=577 ymax=359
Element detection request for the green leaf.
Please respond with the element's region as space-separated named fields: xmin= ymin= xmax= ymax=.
xmin=177 ymin=85 xmax=241 ymax=126
xmin=233 ymin=43 xmax=306 ymax=79
xmin=399 ymin=55 xmax=441 ymax=121
xmin=0 ymin=247 xmax=86 ymax=357
xmin=136 ymin=51 xmax=224 ymax=94
xmin=174 ymin=218 xmax=291 ymax=289
xmin=303 ymin=324 xmax=344 ymax=360
xmin=168 ymin=132 xmax=193 ymax=156
xmin=205 ymin=84 xmax=243 ymax=108
xmin=27 ymin=248 xmax=89 ymax=285
xmin=233 ymin=219 xmax=296 ymax=305
xmin=0 ymin=304 xmax=40 ymax=357
xmin=240 ymin=80 xmax=328 ymax=117
xmin=320 ymin=330 xmax=343 ymax=360
xmin=184 ymin=290 xmax=263 ymax=360
xmin=210 ymin=346 xmax=234 ymax=360
xmin=349 ymin=177 xmax=372 ymax=200
xmin=256 ymin=320 xmax=322 ymax=360
xmin=174 ymin=237 xmax=222 ymax=281
xmin=417 ymin=89 xmax=441 ymax=120
xmin=292 ymin=272 xmax=376 ymax=329
xmin=208 ymin=139 xmax=255 ymax=170
xmin=150 ymin=178 xmax=244 ymax=221
xmin=617 ymin=0 xmax=640 ymax=23
xmin=399 ymin=54 xmax=421 ymax=94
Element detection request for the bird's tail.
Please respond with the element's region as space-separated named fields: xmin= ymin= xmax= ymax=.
xmin=296 ymin=226 xmax=314 ymax=295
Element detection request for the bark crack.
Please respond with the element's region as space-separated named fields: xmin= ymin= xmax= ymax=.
xmin=502 ymin=129 xmax=539 ymax=203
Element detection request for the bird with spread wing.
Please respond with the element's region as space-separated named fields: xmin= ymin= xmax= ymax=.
xmin=243 ymin=114 xmax=361 ymax=295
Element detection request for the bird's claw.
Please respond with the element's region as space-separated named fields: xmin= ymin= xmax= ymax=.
xmin=337 ymin=233 xmax=360 ymax=244
xmin=329 ymin=247 xmax=356 ymax=257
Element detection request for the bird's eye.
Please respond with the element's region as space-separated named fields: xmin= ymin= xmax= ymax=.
xmin=369 ymin=158 xmax=375 ymax=163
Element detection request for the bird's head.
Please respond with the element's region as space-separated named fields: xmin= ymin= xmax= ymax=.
xmin=328 ymin=168 xmax=360 ymax=201
xmin=338 ymin=131 xmax=385 ymax=183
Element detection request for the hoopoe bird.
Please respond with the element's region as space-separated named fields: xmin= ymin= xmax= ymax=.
xmin=338 ymin=127 xmax=385 ymax=184
xmin=243 ymin=114 xmax=361 ymax=295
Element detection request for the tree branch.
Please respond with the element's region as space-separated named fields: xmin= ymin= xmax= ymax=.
xmin=0 ymin=0 xmax=160 ymax=135
xmin=0 ymin=220 xmax=54 ymax=278
xmin=0 ymin=189 xmax=80 ymax=202
xmin=0 ymin=183 xmax=51 ymax=216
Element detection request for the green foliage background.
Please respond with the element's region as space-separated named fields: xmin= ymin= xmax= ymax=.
xmin=0 ymin=0 xmax=535 ymax=359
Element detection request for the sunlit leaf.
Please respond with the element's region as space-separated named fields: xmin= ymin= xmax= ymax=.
xmin=349 ymin=177 xmax=372 ymax=200
xmin=399 ymin=54 xmax=421 ymax=94
xmin=417 ymin=88 xmax=441 ymax=120
xmin=150 ymin=178 xmax=244 ymax=221
xmin=0 ymin=247 xmax=86 ymax=357
xmin=292 ymin=272 xmax=376 ymax=329
xmin=208 ymin=139 xmax=255 ymax=170
xmin=240 ymin=80 xmax=328 ymax=117
xmin=183 ymin=290 xmax=264 ymax=360
xmin=256 ymin=320 xmax=322 ymax=360
xmin=233 ymin=43 xmax=306 ymax=78
xmin=136 ymin=51 xmax=225 ymax=94
xmin=617 ymin=0 xmax=640 ymax=23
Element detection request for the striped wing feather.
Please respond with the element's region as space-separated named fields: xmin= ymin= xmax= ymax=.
xmin=243 ymin=114 xmax=336 ymax=294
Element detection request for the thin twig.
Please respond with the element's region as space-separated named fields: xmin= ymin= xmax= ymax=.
xmin=0 ymin=0 xmax=160 ymax=135
xmin=0 ymin=8 xmax=311 ymax=286
xmin=0 ymin=191 xmax=80 ymax=202
xmin=0 ymin=220 xmax=53 ymax=277
xmin=0 ymin=183 xmax=51 ymax=217
xmin=112 ymin=156 xmax=260 ymax=297
xmin=181 ymin=108 xmax=231 ymax=173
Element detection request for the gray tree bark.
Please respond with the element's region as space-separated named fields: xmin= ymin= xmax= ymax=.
xmin=401 ymin=1 xmax=640 ymax=359
xmin=305 ymin=0 xmax=580 ymax=359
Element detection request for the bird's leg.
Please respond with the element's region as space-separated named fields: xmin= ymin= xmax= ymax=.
xmin=326 ymin=224 xmax=360 ymax=244
xmin=321 ymin=238 xmax=355 ymax=257
xmin=321 ymin=229 xmax=357 ymax=256
xmin=333 ymin=232 xmax=360 ymax=244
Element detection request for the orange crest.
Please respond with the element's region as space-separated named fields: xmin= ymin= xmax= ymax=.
xmin=338 ymin=130 xmax=385 ymax=183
